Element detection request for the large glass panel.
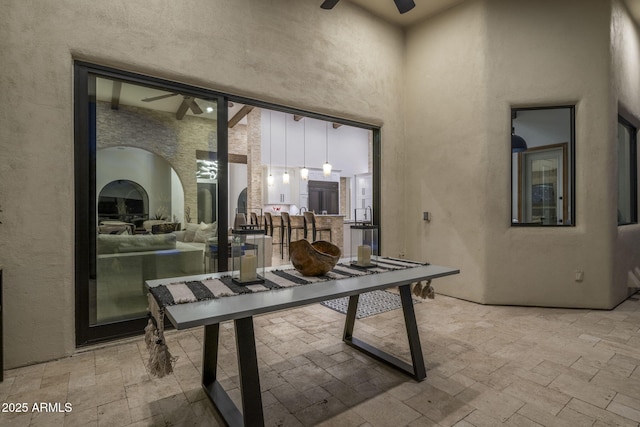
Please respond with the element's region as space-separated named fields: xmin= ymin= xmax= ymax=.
xmin=511 ymin=107 xmax=574 ymax=226
xmin=91 ymin=76 xmax=218 ymax=325
xmin=617 ymin=116 xmax=637 ymax=225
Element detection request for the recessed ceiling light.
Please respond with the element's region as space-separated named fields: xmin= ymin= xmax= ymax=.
xmin=206 ymin=106 xmax=214 ymax=113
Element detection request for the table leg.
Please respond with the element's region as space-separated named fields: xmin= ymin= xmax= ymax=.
xmin=342 ymin=286 xmax=426 ymax=381
xmin=398 ymin=284 xmax=426 ymax=380
xmin=201 ymin=319 xmax=264 ymax=427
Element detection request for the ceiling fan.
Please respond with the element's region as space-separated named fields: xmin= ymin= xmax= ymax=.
xmin=321 ymin=0 xmax=416 ymax=14
xmin=142 ymin=93 xmax=203 ymax=119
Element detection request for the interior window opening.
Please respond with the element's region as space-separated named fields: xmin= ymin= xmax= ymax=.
xmin=617 ymin=115 xmax=638 ymax=226
xmin=511 ymin=106 xmax=575 ymax=226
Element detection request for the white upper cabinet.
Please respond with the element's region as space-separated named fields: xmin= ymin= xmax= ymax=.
xmin=263 ymin=166 xmax=298 ymax=204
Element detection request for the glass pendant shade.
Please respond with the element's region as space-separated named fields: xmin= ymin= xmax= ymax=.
xmin=300 ymin=167 xmax=309 ymax=180
xmin=323 ymin=162 xmax=332 ymax=176
xmin=267 ymin=173 xmax=274 ymax=186
xmin=282 ymin=170 xmax=290 ymax=184
xmin=323 ymin=121 xmax=332 ymax=177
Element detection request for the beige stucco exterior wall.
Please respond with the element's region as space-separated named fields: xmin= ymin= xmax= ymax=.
xmin=0 ymin=0 xmax=404 ymax=368
xmin=404 ymin=0 xmax=490 ymax=303
xmin=612 ymin=0 xmax=640 ymax=303
xmin=405 ymin=0 xmax=620 ymax=308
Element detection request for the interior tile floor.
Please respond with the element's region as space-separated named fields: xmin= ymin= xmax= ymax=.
xmin=1 ymin=290 xmax=640 ymax=427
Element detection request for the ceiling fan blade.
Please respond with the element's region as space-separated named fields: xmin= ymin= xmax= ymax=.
xmin=176 ymin=99 xmax=189 ymax=120
xmin=321 ymin=0 xmax=340 ymax=9
xmin=141 ymin=93 xmax=178 ymax=102
xmin=394 ymin=0 xmax=415 ymax=14
xmin=185 ymin=97 xmax=203 ymax=115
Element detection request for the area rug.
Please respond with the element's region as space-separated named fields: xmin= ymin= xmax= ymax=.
xmin=321 ymin=289 xmax=420 ymax=319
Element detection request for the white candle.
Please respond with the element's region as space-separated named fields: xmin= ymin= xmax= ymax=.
xmin=357 ymin=245 xmax=371 ymax=266
xmin=240 ymin=254 xmax=257 ymax=282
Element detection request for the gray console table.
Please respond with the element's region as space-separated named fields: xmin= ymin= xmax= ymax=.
xmin=147 ymin=262 xmax=459 ymax=427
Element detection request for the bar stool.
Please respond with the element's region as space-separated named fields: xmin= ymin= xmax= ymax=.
xmin=233 ymin=213 xmax=247 ymax=229
xmin=281 ymin=212 xmax=305 ymax=258
xmin=250 ymin=212 xmax=260 ymax=228
xmin=264 ymin=212 xmax=276 ymax=237
xmin=303 ymin=212 xmax=332 ymax=242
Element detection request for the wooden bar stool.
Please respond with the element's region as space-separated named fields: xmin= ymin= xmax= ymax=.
xmin=303 ymin=212 xmax=332 ymax=242
xmin=264 ymin=212 xmax=275 ymax=236
xmin=281 ymin=212 xmax=305 ymax=258
xmin=250 ymin=212 xmax=260 ymax=229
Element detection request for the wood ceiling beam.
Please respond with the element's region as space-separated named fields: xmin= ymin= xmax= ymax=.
xmin=228 ymin=105 xmax=255 ymax=128
xmin=111 ymin=81 xmax=122 ymax=110
xmin=293 ymin=115 xmax=304 ymax=121
xmin=332 ymin=122 xmax=342 ymax=129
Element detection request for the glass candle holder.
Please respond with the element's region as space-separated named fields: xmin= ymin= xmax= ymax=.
xmin=231 ymin=228 xmax=266 ymax=285
xmin=350 ymin=224 xmax=378 ymax=268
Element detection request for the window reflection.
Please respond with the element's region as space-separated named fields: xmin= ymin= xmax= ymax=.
xmin=511 ymin=107 xmax=574 ymax=226
xmin=617 ymin=116 xmax=637 ymax=225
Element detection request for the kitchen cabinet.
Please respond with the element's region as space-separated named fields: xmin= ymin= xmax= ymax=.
xmin=263 ymin=166 xmax=298 ymax=205
xmin=356 ymin=173 xmax=373 ymax=211
xmin=307 ymin=170 xmax=340 ymax=183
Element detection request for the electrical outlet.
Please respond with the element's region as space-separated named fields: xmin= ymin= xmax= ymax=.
xmin=575 ymin=270 xmax=584 ymax=282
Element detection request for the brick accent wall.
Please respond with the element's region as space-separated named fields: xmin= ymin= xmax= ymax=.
xmin=96 ymin=101 xmax=248 ymax=225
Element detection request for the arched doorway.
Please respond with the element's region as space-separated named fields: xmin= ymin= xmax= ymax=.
xmin=98 ymin=179 xmax=149 ymax=229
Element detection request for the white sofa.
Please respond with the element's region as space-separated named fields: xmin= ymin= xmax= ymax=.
xmin=95 ymin=233 xmax=204 ymax=323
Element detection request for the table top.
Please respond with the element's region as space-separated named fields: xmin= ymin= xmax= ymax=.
xmin=147 ymin=263 xmax=459 ymax=330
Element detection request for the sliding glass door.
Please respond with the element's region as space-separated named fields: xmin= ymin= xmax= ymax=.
xmin=75 ymin=63 xmax=228 ymax=345
xmin=75 ymin=62 xmax=381 ymax=346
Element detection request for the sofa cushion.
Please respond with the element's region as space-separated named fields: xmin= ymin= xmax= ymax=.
xmin=97 ymin=234 xmax=177 ymax=254
xmin=184 ymin=223 xmax=200 ymax=242
xmin=194 ymin=221 xmax=218 ymax=243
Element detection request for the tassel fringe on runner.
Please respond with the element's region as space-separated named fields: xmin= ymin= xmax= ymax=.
xmin=145 ymin=293 xmax=177 ymax=377
xmin=411 ymin=279 xmax=434 ymax=299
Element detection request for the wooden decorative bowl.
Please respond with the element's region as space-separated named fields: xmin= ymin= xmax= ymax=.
xmin=290 ymin=239 xmax=341 ymax=276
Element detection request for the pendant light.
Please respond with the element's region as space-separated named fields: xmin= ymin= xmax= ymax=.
xmin=511 ymin=112 xmax=527 ymax=153
xmin=283 ymin=114 xmax=290 ymax=184
xmin=300 ymin=118 xmax=309 ymax=180
xmin=511 ymin=127 xmax=528 ymax=153
xmin=267 ymin=111 xmax=274 ymax=186
xmin=323 ymin=121 xmax=332 ymax=177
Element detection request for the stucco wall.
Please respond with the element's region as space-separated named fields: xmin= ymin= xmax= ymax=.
xmin=405 ymin=0 xmax=618 ymax=308
xmin=0 ymin=0 xmax=404 ymax=368
xmin=612 ymin=0 xmax=640 ymax=303
xmin=404 ymin=0 xmax=490 ymax=303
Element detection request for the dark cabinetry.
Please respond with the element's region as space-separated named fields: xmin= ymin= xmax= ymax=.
xmin=308 ymin=180 xmax=339 ymax=214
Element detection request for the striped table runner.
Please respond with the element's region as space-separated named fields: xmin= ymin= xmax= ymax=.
xmin=149 ymin=257 xmax=426 ymax=307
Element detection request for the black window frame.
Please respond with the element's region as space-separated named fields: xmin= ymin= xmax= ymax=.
xmin=617 ymin=115 xmax=638 ymax=226
xmin=511 ymin=105 xmax=576 ymax=227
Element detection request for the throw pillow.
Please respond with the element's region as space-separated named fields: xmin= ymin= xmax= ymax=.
xmin=194 ymin=222 xmax=214 ymax=243
xmin=184 ymin=223 xmax=199 ymax=242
